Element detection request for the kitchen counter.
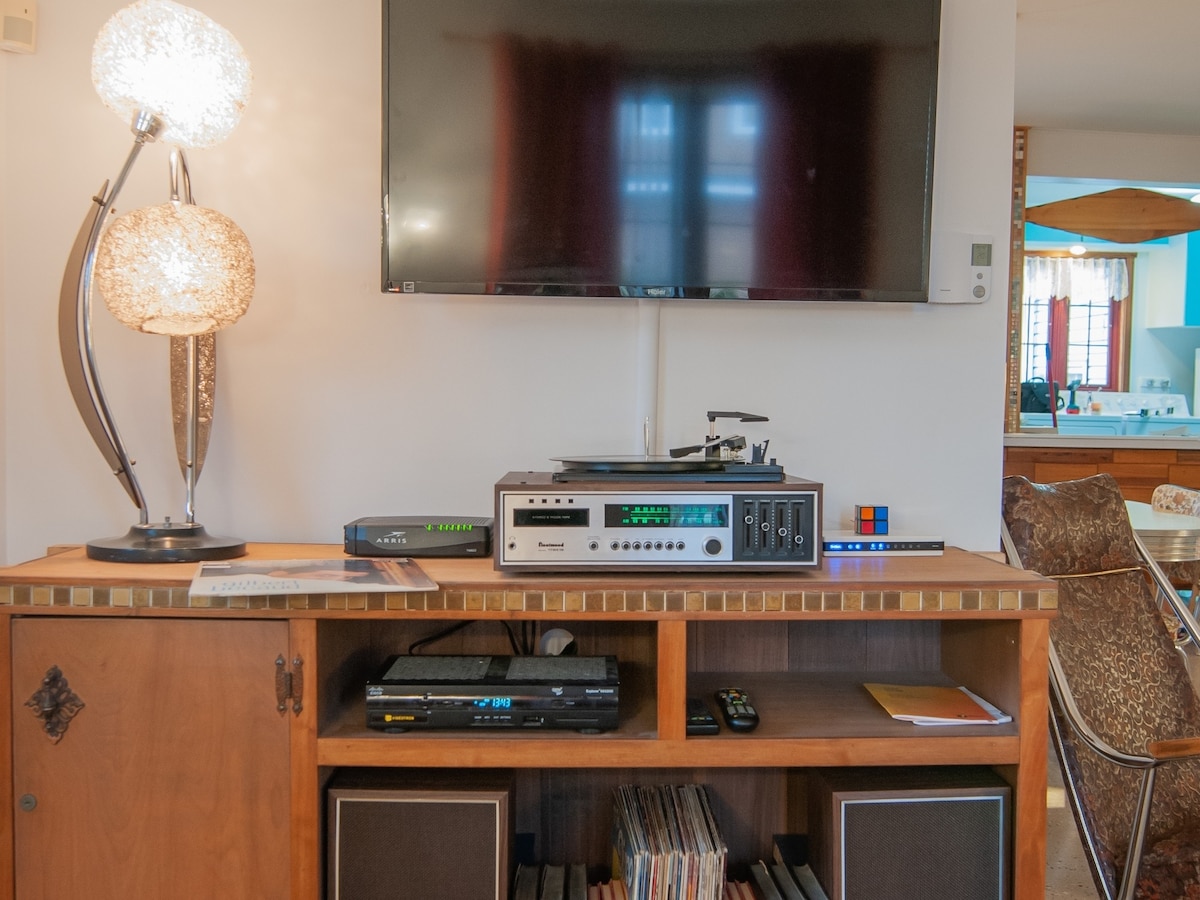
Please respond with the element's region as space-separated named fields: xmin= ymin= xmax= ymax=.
xmin=1017 ymin=412 xmax=1200 ymax=439
xmin=1005 ymin=432 xmax=1200 ymax=449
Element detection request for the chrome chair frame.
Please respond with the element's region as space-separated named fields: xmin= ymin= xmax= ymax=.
xmin=1001 ymin=518 xmax=1200 ymax=900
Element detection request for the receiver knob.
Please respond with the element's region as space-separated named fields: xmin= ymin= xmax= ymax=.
xmin=703 ymin=537 xmax=722 ymax=556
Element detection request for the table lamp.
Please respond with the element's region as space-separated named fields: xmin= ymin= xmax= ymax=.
xmin=58 ymin=0 xmax=253 ymax=562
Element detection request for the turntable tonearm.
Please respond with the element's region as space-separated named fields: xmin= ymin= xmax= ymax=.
xmin=495 ymin=412 xmax=821 ymax=573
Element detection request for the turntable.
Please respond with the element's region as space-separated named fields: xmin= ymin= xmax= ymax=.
xmin=495 ymin=412 xmax=821 ymax=573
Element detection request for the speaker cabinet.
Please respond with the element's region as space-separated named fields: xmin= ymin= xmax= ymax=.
xmin=327 ymin=772 xmax=514 ymax=900
xmin=808 ymin=767 xmax=1010 ymax=900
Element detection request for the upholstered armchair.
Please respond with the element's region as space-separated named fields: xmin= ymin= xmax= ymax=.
xmin=1001 ymin=473 xmax=1200 ymax=900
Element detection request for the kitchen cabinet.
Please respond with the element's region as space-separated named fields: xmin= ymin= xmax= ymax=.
xmin=1004 ymin=440 xmax=1200 ymax=501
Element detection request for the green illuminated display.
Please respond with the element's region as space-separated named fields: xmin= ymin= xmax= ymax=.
xmin=605 ymin=503 xmax=728 ymax=528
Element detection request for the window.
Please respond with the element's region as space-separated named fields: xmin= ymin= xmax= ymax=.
xmin=1020 ymin=254 xmax=1132 ymax=393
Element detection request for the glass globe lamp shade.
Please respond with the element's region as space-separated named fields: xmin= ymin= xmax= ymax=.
xmin=93 ymin=201 xmax=255 ymax=336
xmin=92 ymin=0 xmax=252 ymax=149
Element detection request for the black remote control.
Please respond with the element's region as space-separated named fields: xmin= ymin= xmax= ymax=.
xmin=715 ymin=688 xmax=759 ymax=732
xmin=686 ymin=697 xmax=720 ymax=735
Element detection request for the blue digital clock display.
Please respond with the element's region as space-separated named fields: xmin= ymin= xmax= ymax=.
xmin=473 ymin=697 xmax=513 ymax=709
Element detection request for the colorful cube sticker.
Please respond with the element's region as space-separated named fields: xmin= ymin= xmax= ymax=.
xmin=855 ymin=505 xmax=889 ymax=535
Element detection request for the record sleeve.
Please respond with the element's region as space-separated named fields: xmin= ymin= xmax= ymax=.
xmin=189 ymin=556 xmax=437 ymax=597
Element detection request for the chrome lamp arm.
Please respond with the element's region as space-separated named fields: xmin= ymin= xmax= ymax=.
xmin=57 ymin=114 xmax=163 ymax=523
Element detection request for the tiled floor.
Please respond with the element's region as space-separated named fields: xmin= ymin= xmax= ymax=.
xmin=1045 ymin=743 xmax=1098 ymax=899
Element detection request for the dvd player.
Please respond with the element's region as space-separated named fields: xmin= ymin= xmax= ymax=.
xmin=366 ymin=654 xmax=619 ymax=733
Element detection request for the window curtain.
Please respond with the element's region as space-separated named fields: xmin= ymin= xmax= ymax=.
xmin=750 ymin=46 xmax=876 ymax=298
xmin=1024 ymin=255 xmax=1130 ymax=392
xmin=487 ymin=35 xmax=619 ymax=290
xmin=1023 ymin=256 xmax=1130 ymax=304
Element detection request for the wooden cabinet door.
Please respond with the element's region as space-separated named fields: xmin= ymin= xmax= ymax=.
xmin=11 ymin=617 xmax=291 ymax=900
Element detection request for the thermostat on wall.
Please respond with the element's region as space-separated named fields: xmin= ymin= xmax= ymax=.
xmin=929 ymin=231 xmax=992 ymax=304
xmin=822 ymin=531 xmax=944 ymax=556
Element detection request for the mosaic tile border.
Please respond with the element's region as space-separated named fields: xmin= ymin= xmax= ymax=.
xmin=0 ymin=583 xmax=1058 ymax=613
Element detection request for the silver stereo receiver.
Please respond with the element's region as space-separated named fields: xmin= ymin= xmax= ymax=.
xmin=494 ymin=471 xmax=821 ymax=572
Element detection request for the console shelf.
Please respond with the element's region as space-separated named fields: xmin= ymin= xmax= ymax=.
xmin=0 ymin=544 xmax=1055 ymax=900
xmin=318 ymin=670 xmax=1021 ymax=768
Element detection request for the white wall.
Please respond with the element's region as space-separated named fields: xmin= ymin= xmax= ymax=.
xmin=1028 ymin=128 xmax=1200 ymax=185
xmin=0 ymin=0 xmax=1016 ymax=565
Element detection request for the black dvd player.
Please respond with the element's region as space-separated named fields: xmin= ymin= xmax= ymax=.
xmin=366 ymin=654 xmax=619 ymax=733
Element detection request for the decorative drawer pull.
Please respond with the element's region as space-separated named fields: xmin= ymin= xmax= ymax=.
xmin=25 ymin=665 xmax=85 ymax=744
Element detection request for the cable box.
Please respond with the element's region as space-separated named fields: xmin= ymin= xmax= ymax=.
xmin=344 ymin=516 xmax=492 ymax=557
xmin=366 ymin=654 xmax=619 ymax=733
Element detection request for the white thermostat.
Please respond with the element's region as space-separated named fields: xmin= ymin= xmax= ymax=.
xmin=929 ymin=231 xmax=993 ymax=304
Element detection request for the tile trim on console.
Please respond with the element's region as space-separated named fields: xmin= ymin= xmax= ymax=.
xmin=0 ymin=583 xmax=1058 ymax=613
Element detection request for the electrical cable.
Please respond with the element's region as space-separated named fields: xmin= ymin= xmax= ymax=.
xmin=407 ymin=620 xmax=471 ymax=654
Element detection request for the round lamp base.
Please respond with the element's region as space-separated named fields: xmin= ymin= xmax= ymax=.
xmin=87 ymin=522 xmax=247 ymax=563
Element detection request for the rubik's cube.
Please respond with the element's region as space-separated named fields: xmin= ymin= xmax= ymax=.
xmin=855 ymin=505 xmax=889 ymax=535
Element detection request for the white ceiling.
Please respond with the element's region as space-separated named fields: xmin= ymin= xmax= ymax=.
xmin=1015 ymin=0 xmax=1200 ymax=136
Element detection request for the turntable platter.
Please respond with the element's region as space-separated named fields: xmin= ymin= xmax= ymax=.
xmin=552 ymin=455 xmax=729 ymax=474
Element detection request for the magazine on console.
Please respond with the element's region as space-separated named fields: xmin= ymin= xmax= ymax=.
xmin=189 ymin=556 xmax=437 ymax=597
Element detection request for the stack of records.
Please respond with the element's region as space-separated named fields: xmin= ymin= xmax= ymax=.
xmin=611 ymin=784 xmax=728 ymax=900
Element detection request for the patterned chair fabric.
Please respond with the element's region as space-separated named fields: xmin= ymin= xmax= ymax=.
xmin=1150 ymin=484 xmax=1200 ymax=601
xmin=1151 ymin=485 xmax=1200 ymax=519
xmin=1002 ymin=474 xmax=1200 ymax=899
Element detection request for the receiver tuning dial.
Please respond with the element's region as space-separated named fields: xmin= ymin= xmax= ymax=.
xmin=703 ymin=537 xmax=723 ymax=556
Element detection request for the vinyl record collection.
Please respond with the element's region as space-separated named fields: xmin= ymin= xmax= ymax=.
xmin=511 ymin=788 xmax=831 ymax=899
xmin=611 ymin=784 xmax=729 ymax=900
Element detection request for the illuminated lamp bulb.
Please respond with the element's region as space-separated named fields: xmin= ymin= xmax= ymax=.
xmin=1069 ymin=240 xmax=1087 ymax=256
xmin=91 ymin=0 xmax=252 ymax=149
xmin=93 ymin=201 xmax=255 ymax=336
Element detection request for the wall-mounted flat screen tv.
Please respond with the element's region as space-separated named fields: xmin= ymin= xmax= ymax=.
xmin=382 ymin=0 xmax=941 ymax=301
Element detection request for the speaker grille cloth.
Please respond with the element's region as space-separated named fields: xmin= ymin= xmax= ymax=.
xmin=843 ymin=797 xmax=1004 ymax=900
xmin=333 ymin=798 xmax=499 ymax=899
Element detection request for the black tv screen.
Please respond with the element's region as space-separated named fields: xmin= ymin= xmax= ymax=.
xmin=382 ymin=0 xmax=940 ymax=301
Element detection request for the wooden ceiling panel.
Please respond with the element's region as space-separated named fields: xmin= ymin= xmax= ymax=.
xmin=1025 ymin=187 xmax=1200 ymax=243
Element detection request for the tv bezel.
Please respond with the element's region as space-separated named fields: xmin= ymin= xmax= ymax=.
xmin=381 ymin=0 xmax=941 ymax=303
